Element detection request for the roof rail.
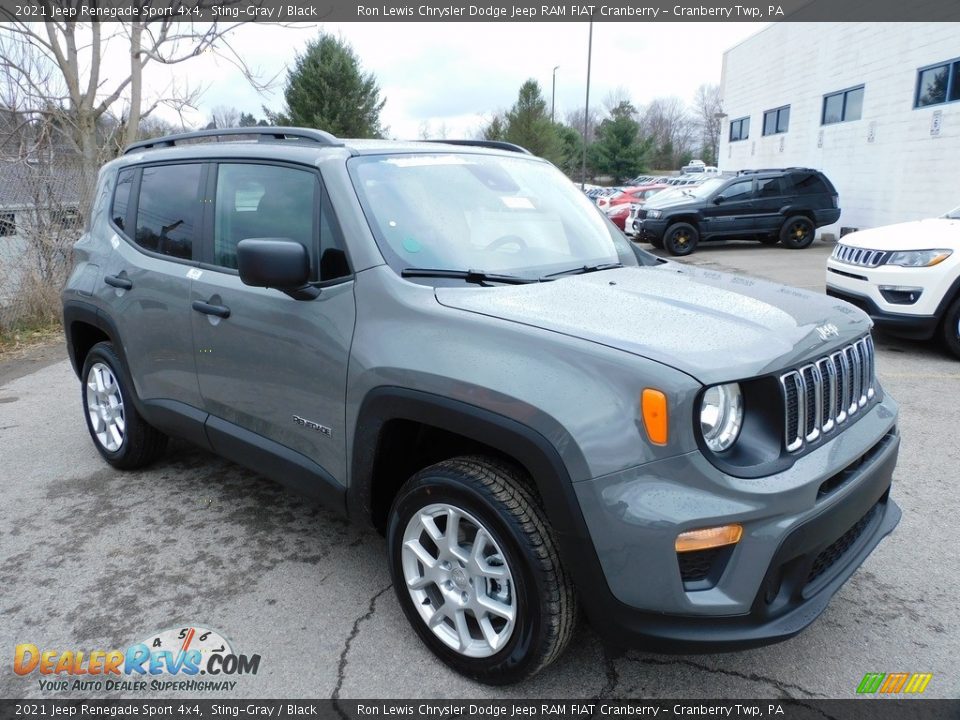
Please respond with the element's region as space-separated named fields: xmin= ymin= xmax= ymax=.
xmin=422 ymin=139 xmax=532 ymax=155
xmin=123 ymin=126 xmax=343 ymax=155
xmin=736 ymin=166 xmax=815 ymax=175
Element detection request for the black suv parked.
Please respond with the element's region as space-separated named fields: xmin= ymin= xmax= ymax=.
xmin=632 ymin=168 xmax=841 ymax=256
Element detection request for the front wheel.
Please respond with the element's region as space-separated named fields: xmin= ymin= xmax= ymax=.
xmin=664 ymin=222 xmax=699 ymax=256
xmin=942 ymin=295 xmax=960 ymax=360
xmin=386 ymin=456 xmax=577 ymax=684
xmin=780 ymin=216 xmax=816 ymax=249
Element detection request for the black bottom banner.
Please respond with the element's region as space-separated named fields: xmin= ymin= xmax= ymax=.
xmin=0 ymin=700 xmax=957 ymax=720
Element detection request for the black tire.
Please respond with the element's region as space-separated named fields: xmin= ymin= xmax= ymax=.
xmin=759 ymin=236 xmax=780 ymax=246
xmin=780 ymin=215 xmax=816 ymax=249
xmin=80 ymin=341 xmax=168 ymax=469
xmin=386 ymin=455 xmax=577 ymax=684
xmin=663 ymin=222 xmax=699 ymax=256
xmin=942 ymin=295 xmax=960 ymax=360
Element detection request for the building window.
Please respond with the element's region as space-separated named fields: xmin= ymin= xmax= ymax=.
xmin=915 ymin=58 xmax=960 ymax=108
xmin=762 ymin=105 xmax=790 ymax=135
xmin=0 ymin=213 xmax=14 ymax=237
xmin=729 ymin=116 xmax=750 ymax=142
xmin=59 ymin=208 xmax=82 ymax=230
xmin=822 ymin=85 xmax=864 ymax=124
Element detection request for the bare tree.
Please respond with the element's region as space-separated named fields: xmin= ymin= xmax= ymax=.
xmin=638 ymin=97 xmax=695 ymax=170
xmin=0 ymin=13 xmax=281 ymax=209
xmin=210 ymin=105 xmax=241 ymax=129
xmin=691 ymin=83 xmax=723 ymax=166
xmin=565 ymin=106 xmax=600 ymax=145
xmin=602 ymin=87 xmax=633 ymax=116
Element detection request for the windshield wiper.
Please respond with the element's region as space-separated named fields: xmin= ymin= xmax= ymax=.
xmin=542 ymin=262 xmax=623 ymax=279
xmin=401 ymin=267 xmax=539 ymax=285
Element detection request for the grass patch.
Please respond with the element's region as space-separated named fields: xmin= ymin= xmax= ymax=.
xmin=0 ymin=321 xmax=64 ymax=358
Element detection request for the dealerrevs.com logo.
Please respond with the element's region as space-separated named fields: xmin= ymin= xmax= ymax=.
xmin=13 ymin=626 xmax=261 ymax=693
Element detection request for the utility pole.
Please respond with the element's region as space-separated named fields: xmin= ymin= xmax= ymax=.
xmin=551 ymin=65 xmax=560 ymax=124
xmin=581 ymin=21 xmax=593 ymax=190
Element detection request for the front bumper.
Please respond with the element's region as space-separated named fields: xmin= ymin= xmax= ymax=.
xmin=632 ymin=217 xmax=668 ymax=241
xmin=826 ymin=286 xmax=939 ymax=340
xmin=568 ymin=395 xmax=900 ymax=652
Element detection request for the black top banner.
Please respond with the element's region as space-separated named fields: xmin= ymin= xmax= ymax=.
xmin=1 ymin=0 xmax=959 ymax=22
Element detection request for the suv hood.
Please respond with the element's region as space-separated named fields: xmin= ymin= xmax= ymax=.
xmin=840 ymin=218 xmax=960 ymax=251
xmin=644 ymin=193 xmax=704 ymax=211
xmin=435 ymin=264 xmax=871 ymax=385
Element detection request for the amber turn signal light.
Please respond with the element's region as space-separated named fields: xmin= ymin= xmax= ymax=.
xmin=675 ymin=524 xmax=743 ymax=553
xmin=641 ymin=388 xmax=668 ymax=446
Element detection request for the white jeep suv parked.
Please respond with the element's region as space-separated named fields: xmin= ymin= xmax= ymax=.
xmin=826 ymin=206 xmax=960 ymax=358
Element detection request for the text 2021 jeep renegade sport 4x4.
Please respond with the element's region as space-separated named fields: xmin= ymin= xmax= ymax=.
xmin=63 ymin=128 xmax=901 ymax=684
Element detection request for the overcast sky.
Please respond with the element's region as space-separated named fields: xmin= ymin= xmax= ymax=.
xmin=132 ymin=22 xmax=766 ymax=137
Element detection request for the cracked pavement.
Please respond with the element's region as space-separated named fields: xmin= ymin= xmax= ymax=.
xmin=1 ymin=242 xmax=957 ymax=699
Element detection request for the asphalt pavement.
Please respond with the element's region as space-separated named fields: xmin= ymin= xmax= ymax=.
xmin=1 ymin=239 xmax=957 ymax=700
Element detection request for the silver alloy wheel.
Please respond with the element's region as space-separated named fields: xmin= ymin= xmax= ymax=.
xmin=401 ymin=503 xmax=517 ymax=658
xmin=85 ymin=362 xmax=125 ymax=452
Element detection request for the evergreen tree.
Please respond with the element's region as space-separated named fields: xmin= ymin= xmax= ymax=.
xmin=555 ymin=123 xmax=584 ymax=178
xmin=590 ymin=101 xmax=649 ymax=183
xmin=482 ymin=114 xmax=506 ymax=141
xmin=503 ymin=80 xmax=562 ymax=163
xmin=276 ymin=33 xmax=385 ymax=138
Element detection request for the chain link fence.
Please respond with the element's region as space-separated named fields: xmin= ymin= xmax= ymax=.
xmin=0 ymin=156 xmax=85 ymax=339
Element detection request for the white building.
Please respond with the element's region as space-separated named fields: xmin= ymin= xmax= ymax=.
xmin=719 ymin=22 xmax=960 ymax=236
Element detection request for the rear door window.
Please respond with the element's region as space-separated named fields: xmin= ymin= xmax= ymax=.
xmin=757 ymin=177 xmax=786 ymax=197
xmin=135 ymin=164 xmax=203 ymax=260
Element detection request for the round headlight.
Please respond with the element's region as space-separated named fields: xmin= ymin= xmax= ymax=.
xmin=700 ymin=383 xmax=744 ymax=453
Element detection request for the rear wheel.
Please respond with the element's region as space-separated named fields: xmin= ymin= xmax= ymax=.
xmin=81 ymin=342 xmax=167 ymax=469
xmin=780 ymin=216 xmax=815 ymax=249
xmin=942 ymin=295 xmax=960 ymax=360
xmin=663 ymin=222 xmax=699 ymax=256
xmin=386 ymin=456 xmax=577 ymax=684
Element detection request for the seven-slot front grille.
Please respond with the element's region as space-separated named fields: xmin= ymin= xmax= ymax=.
xmin=780 ymin=336 xmax=876 ymax=452
xmin=832 ymin=244 xmax=889 ymax=268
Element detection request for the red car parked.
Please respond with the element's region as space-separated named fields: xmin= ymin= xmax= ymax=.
xmin=602 ymin=184 xmax=670 ymax=230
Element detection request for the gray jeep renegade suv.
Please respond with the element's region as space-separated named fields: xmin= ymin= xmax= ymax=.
xmin=63 ymin=127 xmax=901 ymax=684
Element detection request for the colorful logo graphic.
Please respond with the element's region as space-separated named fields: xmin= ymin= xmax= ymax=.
xmin=13 ymin=626 xmax=260 ymax=693
xmin=857 ymin=672 xmax=933 ymax=695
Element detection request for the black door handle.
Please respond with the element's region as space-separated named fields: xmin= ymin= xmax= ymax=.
xmin=104 ymin=274 xmax=133 ymax=290
xmin=192 ymin=300 xmax=231 ymax=319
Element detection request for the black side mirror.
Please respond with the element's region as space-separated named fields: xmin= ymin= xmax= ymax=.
xmin=237 ymin=239 xmax=317 ymax=299
xmin=713 ymin=195 xmax=725 ymax=204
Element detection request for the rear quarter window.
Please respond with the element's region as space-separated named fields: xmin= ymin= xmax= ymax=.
xmin=792 ymin=173 xmax=830 ymax=195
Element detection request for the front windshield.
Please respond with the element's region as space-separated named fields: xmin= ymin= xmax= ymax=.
xmin=349 ymin=153 xmax=637 ymax=278
xmin=945 ymin=205 xmax=960 ymax=219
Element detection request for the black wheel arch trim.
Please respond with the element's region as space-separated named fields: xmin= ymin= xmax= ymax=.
xmin=349 ymin=386 xmax=612 ymax=618
xmin=933 ymin=273 xmax=960 ymax=321
xmin=63 ymin=299 xmax=141 ymax=396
